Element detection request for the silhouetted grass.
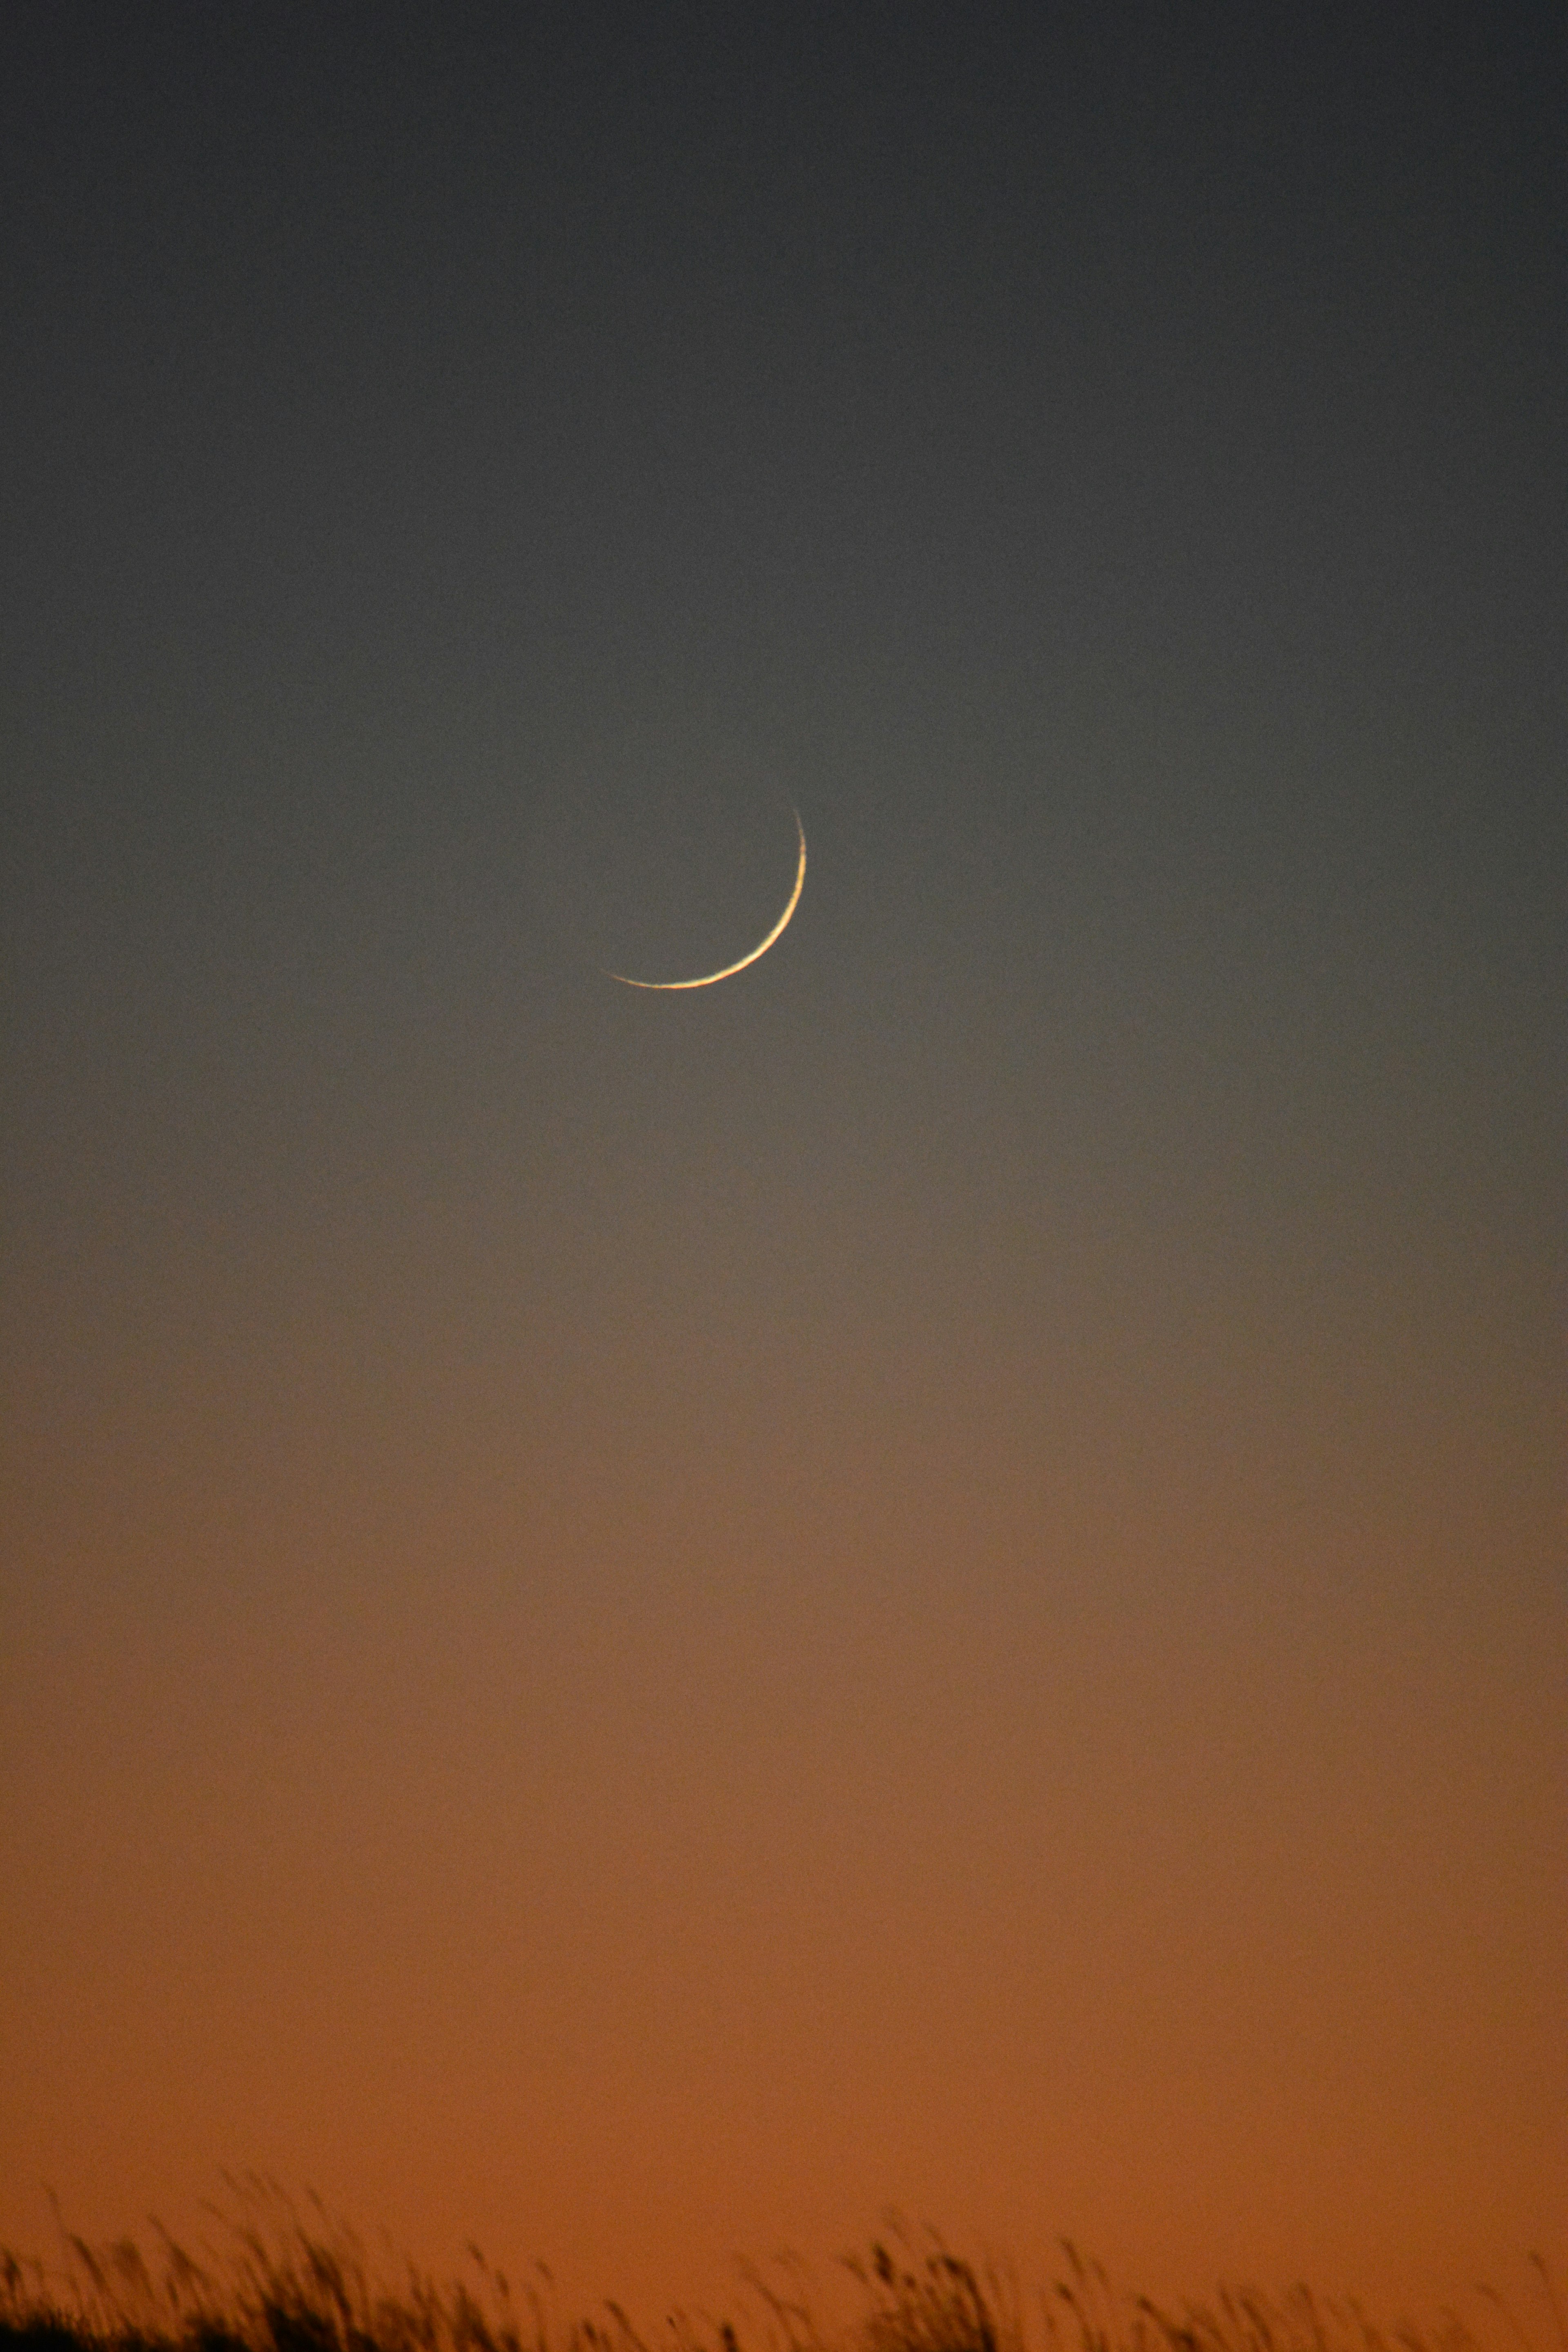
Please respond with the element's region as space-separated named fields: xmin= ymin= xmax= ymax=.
xmin=2 ymin=2191 xmax=1561 ymax=2352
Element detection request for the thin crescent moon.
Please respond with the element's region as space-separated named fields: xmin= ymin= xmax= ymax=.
xmin=605 ymin=808 xmax=806 ymax=990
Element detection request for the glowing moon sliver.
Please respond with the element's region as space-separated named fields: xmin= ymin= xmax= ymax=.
xmin=605 ymin=808 xmax=806 ymax=990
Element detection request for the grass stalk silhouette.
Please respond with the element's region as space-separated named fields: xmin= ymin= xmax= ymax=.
xmin=1 ymin=2193 xmax=1560 ymax=2352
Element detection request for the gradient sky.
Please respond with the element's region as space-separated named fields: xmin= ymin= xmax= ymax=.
xmin=2 ymin=0 xmax=1563 ymax=2326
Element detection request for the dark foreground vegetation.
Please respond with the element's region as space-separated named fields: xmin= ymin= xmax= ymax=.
xmin=2 ymin=2195 xmax=1561 ymax=2352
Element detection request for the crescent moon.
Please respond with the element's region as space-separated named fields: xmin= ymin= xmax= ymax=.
xmin=605 ymin=808 xmax=807 ymax=990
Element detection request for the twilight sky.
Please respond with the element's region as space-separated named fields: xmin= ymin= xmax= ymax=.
xmin=2 ymin=0 xmax=1563 ymax=2323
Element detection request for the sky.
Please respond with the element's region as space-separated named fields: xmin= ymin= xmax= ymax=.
xmin=2 ymin=0 xmax=1564 ymax=2327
